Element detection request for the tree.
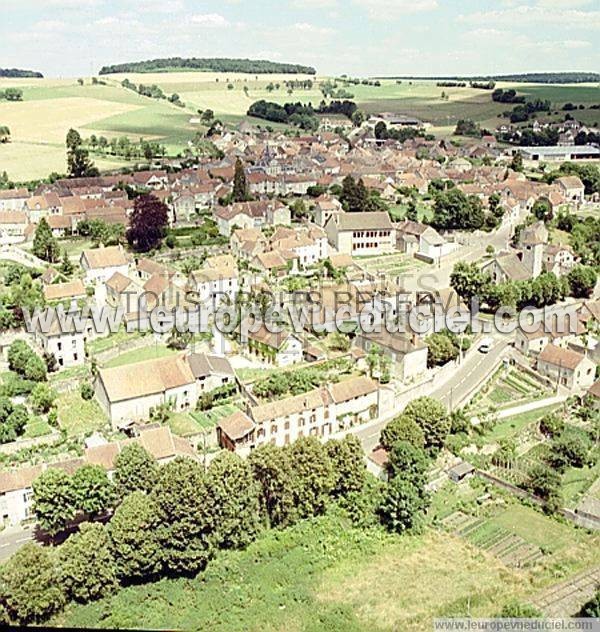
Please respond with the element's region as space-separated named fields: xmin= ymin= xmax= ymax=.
xmin=426 ymin=331 xmax=459 ymax=368
xmin=152 ymin=457 xmax=211 ymax=576
xmin=527 ymin=463 xmax=561 ymax=512
xmin=432 ymin=189 xmax=485 ymax=231
xmin=380 ymin=414 xmax=426 ymax=451
xmin=386 ymin=441 xmax=429 ymax=488
xmin=547 ymin=433 xmax=591 ymax=471
xmin=288 ymin=437 xmax=335 ymax=518
xmin=32 ymin=218 xmax=60 ymax=262
xmin=450 ymin=261 xmax=491 ymax=306
xmin=539 ymin=412 xmax=565 ymax=438
xmin=166 ymin=326 xmax=193 ymax=350
xmin=66 ymin=128 xmax=82 ymax=151
xmin=29 ymin=383 xmax=56 ymax=414
xmin=379 ymin=476 xmax=428 ymax=534
xmin=232 ymin=157 xmax=248 ymax=202
xmin=0 ymin=543 xmax=65 ymax=623
xmin=0 ymin=125 xmax=10 ymax=143
xmin=402 ymin=397 xmax=451 ymax=451
xmin=126 ymin=194 xmax=169 ymax=252
xmin=248 ymin=444 xmax=296 ymax=528
xmin=72 ymin=464 xmax=115 ymax=518
xmin=203 ymin=451 xmax=261 ymax=550
xmin=108 ymin=491 xmax=162 ymax=582
xmin=7 ymin=340 xmax=34 ymax=374
xmin=510 ymin=151 xmax=524 ymax=173
xmin=567 ymin=265 xmax=597 ymax=298
xmin=67 ymin=145 xmax=98 ymax=178
xmin=532 ymin=197 xmax=553 ymax=222
xmin=59 ymin=250 xmax=74 ymax=276
xmin=32 ymin=468 xmax=76 ymax=536
xmin=113 ymin=443 xmax=158 ymax=499
xmin=24 ymin=353 xmax=47 ymax=381
xmin=57 ymin=523 xmax=118 ymax=603
xmin=326 ymin=435 xmax=366 ymax=497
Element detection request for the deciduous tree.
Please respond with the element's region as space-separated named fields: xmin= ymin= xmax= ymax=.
xmin=248 ymin=444 xmax=296 ymax=528
xmin=32 ymin=468 xmax=76 ymax=536
xmin=203 ymin=451 xmax=261 ymax=550
xmin=113 ymin=444 xmax=159 ymax=499
xmin=126 ymin=194 xmax=169 ymax=252
xmin=108 ymin=491 xmax=162 ymax=581
xmin=0 ymin=543 xmax=65 ymax=623
xmin=57 ymin=523 xmax=118 ymax=603
xmin=152 ymin=457 xmax=211 ymax=575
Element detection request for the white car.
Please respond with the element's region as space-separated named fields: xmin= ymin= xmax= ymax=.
xmin=478 ymin=338 xmax=494 ymax=353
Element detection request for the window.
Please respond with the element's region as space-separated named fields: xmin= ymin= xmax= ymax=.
xmin=284 ymin=421 xmax=290 ymax=431
xmin=299 ymin=418 xmax=305 ymax=427
xmin=271 ymin=424 xmax=277 ymax=435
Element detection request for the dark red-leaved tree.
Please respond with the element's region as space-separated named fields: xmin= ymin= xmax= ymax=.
xmin=126 ymin=194 xmax=169 ymax=252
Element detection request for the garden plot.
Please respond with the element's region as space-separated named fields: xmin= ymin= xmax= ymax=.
xmin=442 ymin=511 xmax=544 ymax=569
xmin=471 ymin=367 xmax=550 ymax=415
xmin=357 ymin=252 xmax=427 ymax=278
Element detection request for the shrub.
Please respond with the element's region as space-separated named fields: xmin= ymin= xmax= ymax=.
xmin=80 ymin=382 xmax=94 ymax=401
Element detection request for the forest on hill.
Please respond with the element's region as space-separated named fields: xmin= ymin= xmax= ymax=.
xmin=379 ymin=72 xmax=600 ymax=84
xmin=0 ymin=68 xmax=43 ymax=78
xmin=99 ymin=57 xmax=317 ymax=75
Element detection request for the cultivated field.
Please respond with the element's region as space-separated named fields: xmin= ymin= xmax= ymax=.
xmin=1 ymin=73 xmax=599 ymax=181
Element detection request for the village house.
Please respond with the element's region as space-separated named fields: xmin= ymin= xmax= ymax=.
xmin=231 ymin=227 xmax=268 ymax=260
xmin=555 ymin=175 xmax=585 ymax=205
xmin=80 ymin=245 xmax=131 ymax=285
xmin=536 ymin=344 xmax=596 ymax=391
xmin=95 ymin=354 xmax=199 ymax=426
xmin=43 ymin=278 xmax=87 ymax=304
xmin=354 ymin=330 xmax=429 ymax=382
xmin=31 ymin=307 xmax=86 ymax=369
xmin=0 ymin=211 xmax=29 ymax=245
xmin=515 ymin=319 xmax=586 ymax=357
xmin=187 ymin=352 xmax=236 ymax=394
xmin=325 ymin=211 xmax=396 ymax=256
xmin=188 ymin=263 xmax=239 ymax=313
xmin=481 ymin=251 xmax=530 ymax=284
xmin=0 ymin=188 xmax=29 ymax=212
xmin=395 ymin=220 xmax=456 ymax=262
xmin=214 ymin=200 xmax=290 ymax=237
xmin=217 ymin=375 xmax=380 ymax=455
xmin=243 ymin=323 xmax=304 ymax=367
xmin=313 ymin=196 xmax=343 ymax=227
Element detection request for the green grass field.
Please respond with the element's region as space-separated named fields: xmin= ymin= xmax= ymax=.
xmin=57 ymin=514 xmax=529 ymax=631
xmin=102 ymin=343 xmax=178 ymax=368
xmin=56 ymin=389 xmax=108 ymax=437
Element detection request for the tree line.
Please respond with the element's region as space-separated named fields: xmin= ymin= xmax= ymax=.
xmin=100 ymin=58 xmax=316 ymax=75
xmin=0 ymin=68 xmax=42 ymax=78
xmin=120 ymin=79 xmax=185 ymax=107
xmin=0 ymin=412 xmax=446 ymax=625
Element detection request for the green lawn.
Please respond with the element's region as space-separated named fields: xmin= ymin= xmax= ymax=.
xmin=23 ymin=415 xmax=53 ymax=439
xmin=103 ymin=344 xmax=178 ymax=368
xmin=191 ymin=403 xmax=240 ymax=430
xmin=483 ymin=405 xmax=560 ymax=442
xmin=56 ymin=390 xmax=108 ymax=437
xmin=58 ymin=515 xmax=526 ymax=631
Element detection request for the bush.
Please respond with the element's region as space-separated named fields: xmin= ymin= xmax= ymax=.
xmin=80 ymin=382 xmax=94 ymax=401
xmin=539 ymin=412 xmax=564 ymax=438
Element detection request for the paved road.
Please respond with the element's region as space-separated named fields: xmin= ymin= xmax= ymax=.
xmin=355 ymin=337 xmax=511 ymax=453
xmin=0 ymin=525 xmax=34 ymax=561
xmin=431 ymin=337 xmax=510 ymax=410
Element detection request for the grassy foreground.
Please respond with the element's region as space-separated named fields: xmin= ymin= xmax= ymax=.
xmin=58 ymin=513 xmax=525 ymax=631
